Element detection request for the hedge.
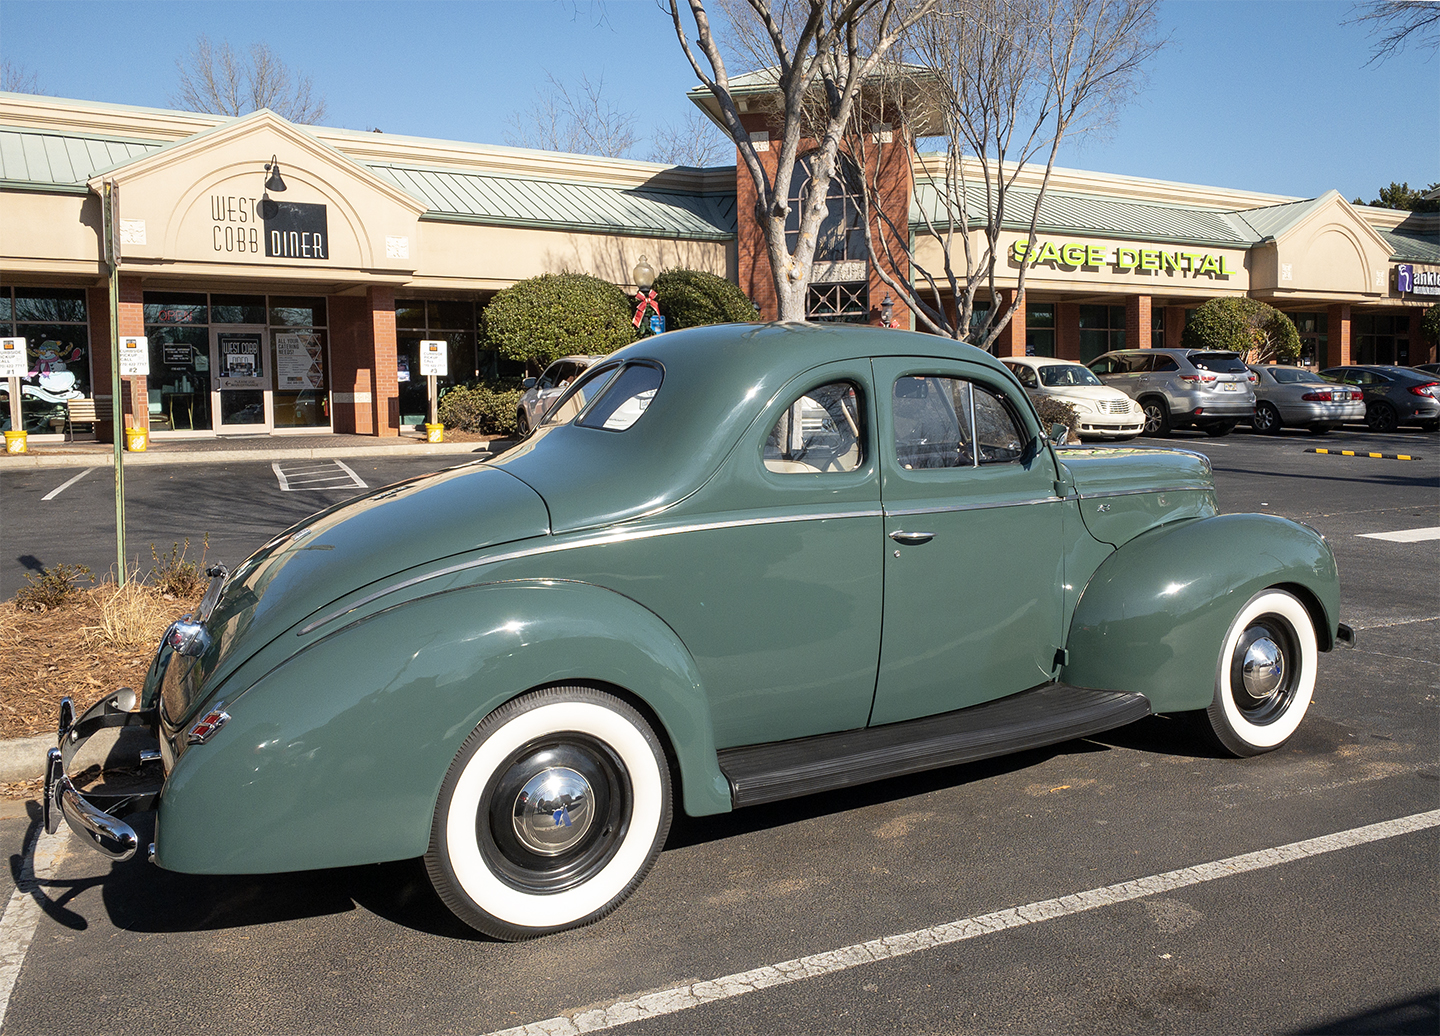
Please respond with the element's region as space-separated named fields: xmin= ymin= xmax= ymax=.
xmin=1181 ymin=297 xmax=1300 ymax=363
xmin=483 ymin=273 xmax=636 ymax=369
xmin=437 ymin=381 xmax=525 ymax=437
xmin=652 ymin=268 xmax=756 ymax=329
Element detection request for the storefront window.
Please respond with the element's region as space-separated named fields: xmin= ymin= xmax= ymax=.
xmin=143 ymin=293 xmax=207 ymax=325
xmin=1078 ymin=304 xmax=1125 ymax=364
xmin=1152 ymin=308 xmax=1165 ymax=348
xmin=1354 ymin=313 xmax=1409 ymax=365
xmin=0 ymin=286 xmax=90 ymax=434
xmin=270 ymin=296 xmax=326 ymax=327
xmin=1292 ymin=311 xmax=1326 ymax=367
xmin=211 ymin=294 xmax=267 ymax=324
xmin=270 ymin=297 xmax=327 ymax=428
xmin=786 ymin=154 xmax=866 ymax=262
xmin=395 ymin=298 xmax=479 ymax=427
xmin=1026 ymin=304 xmax=1055 ymax=357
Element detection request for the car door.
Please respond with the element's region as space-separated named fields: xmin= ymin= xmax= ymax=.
xmin=871 ymin=357 xmax=1066 ymax=727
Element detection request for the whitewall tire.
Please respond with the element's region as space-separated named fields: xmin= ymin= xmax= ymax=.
xmin=1206 ymin=589 xmax=1317 ymax=756
xmin=426 ymin=686 xmax=672 ymax=940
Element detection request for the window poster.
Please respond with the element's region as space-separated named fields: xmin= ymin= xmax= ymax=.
xmin=217 ymin=332 xmax=266 ymax=389
xmin=275 ymin=332 xmax=325 ymax=389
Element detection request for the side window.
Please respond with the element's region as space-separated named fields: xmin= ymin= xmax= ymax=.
xmin=576 ymin=362 xmax=663 ymax=431
xmin=764 ymin=381 xmax=865 ymax=474
xmin=892 ymin=376 xmax=1025 ymax=470
xmin=1008 ymin=363 xmax=1039 ymax=389
xmin=1089 ymin=357 xmax=1117 ymax=375
xmin=1151 ymin=355 xmax=1179 ymax=372
xmin=1126 ymin=354 xmax=1153 ymax=373
xmin=539 ymin=363 xmax=622 ymax=428
xmin=537 ymin=364 xmax=560 ymax=390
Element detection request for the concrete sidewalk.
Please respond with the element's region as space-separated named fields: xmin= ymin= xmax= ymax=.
xmin=0 ymin=431 xmax=512 ymax=469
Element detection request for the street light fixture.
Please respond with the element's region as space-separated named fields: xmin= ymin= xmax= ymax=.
xmin=631 ymin=255 xmax=661 ymax=333
xmin=880 ymin=293 xmax=895 ymax=327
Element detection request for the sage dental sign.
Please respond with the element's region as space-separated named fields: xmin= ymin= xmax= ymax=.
xmin=209 ymin=195 xmax=329 ymax=260
xmin=1011 ymin=240 xmax=1240 ymax=277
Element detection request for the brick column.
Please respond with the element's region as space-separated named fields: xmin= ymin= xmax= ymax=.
xmin=735 ymin=116 xmax=782 ymax=321
xmin=1325 ymin=304 xmax=1351 ymax=368
xmin=327 ymin=295 xmax=368 ymax=435
xmin=993 ymin=289 xmax=1026 ymax=357
xmin=1057 ymin=302 xmax=1081 ymax=360
xmin=1126 ymin=294 xmax=1152 ymax=350
xmin=118 ymin=276 xmax=146 ymax=437
xmin=369 ymin=285 xmax=398 ymax=437
xmin=1165 ymin=305 xmax=1186 ymax=349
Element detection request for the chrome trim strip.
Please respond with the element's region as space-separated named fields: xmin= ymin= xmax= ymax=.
xmin=299 ymin=508 xmax=886 ymax=635
xmin=1075 ymin=485 xmax=1209 ymax=501
xmin=884 ymin=496 xmax=1061 ymax=517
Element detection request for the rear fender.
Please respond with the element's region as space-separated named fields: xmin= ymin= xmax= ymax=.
xmin=156 ymin=579 xmax=724 ymax=875
xmin=1063 ymin=514 xmax=1340 ymax=713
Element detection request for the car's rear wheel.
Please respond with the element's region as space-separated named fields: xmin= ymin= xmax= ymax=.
xmin=1141 ymin=399 xmax=1170 ymax=437
xmin=426 ymin=686 xmax=672 ymax=940
xmin=1252 ymin=403 xmax=1282 ymax=434
xmin=1366 ymin=401 xmax=1398 ymax=433
xmin=515 ymin=409 xmax=530 ymax=436
xmin=1205 ymin=589 xmax=1317 ymax=757
xmin=1203 ymin=421 xmax=1237 ymax=437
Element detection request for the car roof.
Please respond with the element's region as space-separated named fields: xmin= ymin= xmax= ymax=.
xmin=1004 ymin=356 xmax=1086 ymax=367
xmin=488 ymin=322 xmax=1010 ymax=533
xmin=545 ymin=354 xmax=600 ymax=366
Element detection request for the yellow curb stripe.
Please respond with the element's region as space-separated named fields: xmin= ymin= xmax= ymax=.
xmin=1307 ymin=448 xmax=1420 ymax=462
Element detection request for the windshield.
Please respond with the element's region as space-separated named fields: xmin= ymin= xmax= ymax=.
xmin=1266 ymin=367 xmax=1324 ymax=385
xmin=1039 ymin=364 xmax=1102 ymax=388
xmin=539 ymin=362 xmax=622 ymax=427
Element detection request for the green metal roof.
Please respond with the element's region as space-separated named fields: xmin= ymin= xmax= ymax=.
xmin=1375 ymin=226 xmax=1440 ymax=263
xmin=371 ymin=163 xmax=736 ymax=240
xmin=0 ymin=126 xmax=163 ymax=190
xmin=910 ymin=180 xmax=1258 ymax=247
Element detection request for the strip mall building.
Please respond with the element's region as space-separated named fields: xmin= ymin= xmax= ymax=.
xmin=2 ymin=90 xmax=1436 ymax=441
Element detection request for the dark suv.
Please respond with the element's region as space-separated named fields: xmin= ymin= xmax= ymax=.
xmin=1089 ymin=348 xmax=1256 ymax=437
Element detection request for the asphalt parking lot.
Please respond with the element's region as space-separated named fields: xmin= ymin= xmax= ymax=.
xmin=2 ymin=424 xmax=1436 ymax=1035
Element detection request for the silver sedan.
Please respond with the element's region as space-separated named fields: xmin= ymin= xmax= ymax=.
xmin=1247 ymin=365 xmax=1364 ymax=435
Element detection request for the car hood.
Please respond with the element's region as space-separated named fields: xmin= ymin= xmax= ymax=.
xmin=167 ymin=464 xmax=550 ymax=721
xmin=1058 ymin=445 xmax=1217 ymax=547
xmin=1044 ymin=385 xmax=1135 ymax=405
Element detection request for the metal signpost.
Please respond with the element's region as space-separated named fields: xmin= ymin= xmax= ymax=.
xmin=103 ymin=180 xmax=127 ymax=585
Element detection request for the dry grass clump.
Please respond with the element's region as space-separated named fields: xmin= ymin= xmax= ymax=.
xmin=1 ymin=551 xmax=207 ymax=740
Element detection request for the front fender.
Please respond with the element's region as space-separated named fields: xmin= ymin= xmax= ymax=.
xmin=155 ymin=579 xmax=726 ymax=875
xmin=1063 ymin=514 xmax=1340 ymax=713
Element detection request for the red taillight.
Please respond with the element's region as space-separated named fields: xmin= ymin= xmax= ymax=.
xmin=1408 ymin=382 xmax=1438 ymax=396
xmin=1302 ymin=390 xmax=1335 ymax=402
xmin=1247 ymin=372 xmax=1258 ymax=383
xmin=1179 ymin=374 xmax=1217 ymax=383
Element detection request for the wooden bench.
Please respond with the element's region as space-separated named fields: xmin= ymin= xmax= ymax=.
xmin=64 ymin=395 xmax=112 ymax=441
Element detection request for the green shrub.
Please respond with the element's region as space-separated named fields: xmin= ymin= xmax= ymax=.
xmin=483 ymin=273 xmax=636 ymax=370
xmin=1181 ymin=297 xmax=1300 ymax=363
xmin=652 ymin=268 xmax=756 ymax=330
xmin=1034 ymin=395 xmax=1080 ymax=442
xmin=149 ymin=537 xmax=209 ymax=598
xmin=15 ymin=563 xmax=94 ymax=613
xmin=438 ymin=381 xmax=525 ymax=436
xmin=1422 ymin=304 xmax=1440 ymax=347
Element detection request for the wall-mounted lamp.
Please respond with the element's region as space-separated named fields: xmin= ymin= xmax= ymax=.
xmin=258 ymin=154 xmax=286 ymax=220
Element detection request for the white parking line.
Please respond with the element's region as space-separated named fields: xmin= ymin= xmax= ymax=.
xmin=272 ymin=460 xmax=368 ymax=492
xmin=483 ymin=809 xmax=1440 ymax=1036
xmin=0 ymin=826 xmax=71 ymax=1027
xmin=1358 ymin=527 xmax=1440 ymax=543
xmin=40 ymin=467 xmax=94 ymax=501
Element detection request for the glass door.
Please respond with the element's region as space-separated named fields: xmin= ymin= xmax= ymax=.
xmin=210 ymin=325 xmax=271 ymax=432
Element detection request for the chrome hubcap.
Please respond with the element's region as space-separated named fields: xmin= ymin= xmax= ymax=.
xmin=1241 ymin=637 xmax=1284 ymax=699
xmin=512 ymin=766 xmax=594 ymax=856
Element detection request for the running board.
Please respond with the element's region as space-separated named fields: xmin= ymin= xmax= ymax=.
xmin=717 ymin=683 xmax=1150 ymax=808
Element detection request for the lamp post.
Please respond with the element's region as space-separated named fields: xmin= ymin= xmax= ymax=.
xmin=631 ymin=255 xmax=661 ymax=334
xmin=880 ymin=293 xmax=895 ymax=328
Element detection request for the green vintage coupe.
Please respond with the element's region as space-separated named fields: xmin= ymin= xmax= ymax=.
xmin=46 ymin=323 xmax=1351 ymax=939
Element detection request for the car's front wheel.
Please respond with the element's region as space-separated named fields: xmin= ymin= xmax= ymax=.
xmin=426 ymin=686 xmax=672 ymax=940
xmin=1141 ymin=399 xmax=1171 ymax=437
xmin=1252 ymin=403 xmax=1282 ymax=434
xmin=515 ymin=409 xmax=531 ymax=436
xmin=1205 ymin=589 xmax=1317 ymax=757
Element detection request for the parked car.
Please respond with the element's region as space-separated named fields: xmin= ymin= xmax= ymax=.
xmin=516 ymin=354 xmax=599 ymax=434
xmin=46 ymin=323 xmax=1350 ymax=941
xmin=1410 ymin=362 xmax=1440 ymax=376
xmin=1088 ymin=348 xmax=1256 ymax=437
xmin=1002 ymin=356 xmax=1144 ymax=440
xmin=1319 ymin=365 xmax=1440 ymax=432
xmin=1246 ymin=365 xmax=1365 ymax=435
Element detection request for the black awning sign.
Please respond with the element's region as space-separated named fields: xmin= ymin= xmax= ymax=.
xmin=263 ymin=201 xmax=329 ymax=260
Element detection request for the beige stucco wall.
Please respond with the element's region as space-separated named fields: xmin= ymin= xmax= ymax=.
xmin=0 ymin=191 xmax=104 ymax=280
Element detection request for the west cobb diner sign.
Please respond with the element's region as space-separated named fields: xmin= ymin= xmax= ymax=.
xmin=210 ymin=194 xmax=329 ymax=261
xmin=1011 ymin=240 xmax=1239 ymax=277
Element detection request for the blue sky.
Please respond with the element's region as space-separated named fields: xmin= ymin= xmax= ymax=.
xmin=1 ymin=0 xmax=1434 ymax=202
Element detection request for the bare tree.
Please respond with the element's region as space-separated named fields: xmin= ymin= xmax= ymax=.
xmin=170 ymin=35 xmax=328 ymax=123
xmin=505 ymin=71 xmax=640 ymax=158
xmin=647 ymin=109 xmax=731 ymax=165
xmin=852 ymin=0 xmax=1163 ymax=346
xmin=2 ymin=61 xmax=43 ymax=94
xmin=665 ymin=0 xmax=936 ymax=320
xmin=1345 ymin=0 xmax=1440 ymax=64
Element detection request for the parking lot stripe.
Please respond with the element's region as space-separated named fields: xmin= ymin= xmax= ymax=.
xmin=1307 ymin=448 xmax=1420 ymax=461
xmin=40 ymin=467 xmax=94 ymax=501
xmin=482 ymin=809 xmax=1440 ymax=1036
xmin=1358 ymin=527 xmax=1440 ymax=543
xmin=0 ymin=826 xmax=71 ymax=1028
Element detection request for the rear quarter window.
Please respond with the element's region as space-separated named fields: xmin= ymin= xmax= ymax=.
xmin=1189 ymin=352 xmax=1247 ymax=374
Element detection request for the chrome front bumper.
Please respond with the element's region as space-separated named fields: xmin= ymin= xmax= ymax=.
xmin=42 ymin=691 xmax=163 ymax=862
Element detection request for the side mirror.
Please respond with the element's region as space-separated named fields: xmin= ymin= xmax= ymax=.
xmin=521 ymin=378 xmax=536 ymax=390
xmin=1049 ymin=422 xmax=1069 ymax=446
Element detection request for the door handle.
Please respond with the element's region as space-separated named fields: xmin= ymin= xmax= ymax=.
xmin=889 ymin=530 xmax=935 ymax=545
